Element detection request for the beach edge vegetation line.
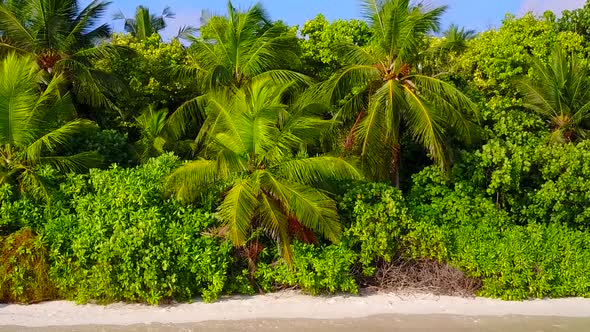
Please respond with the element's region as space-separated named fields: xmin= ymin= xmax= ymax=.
xmin=2 ymin=0 xmax=590 ymax=304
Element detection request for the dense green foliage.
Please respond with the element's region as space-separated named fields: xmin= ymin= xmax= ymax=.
xmin=407 ymin=166 xmax=590 ymax=300
xmin=255 ymin=182 xmax=411 ymax=295
xmin=0 ymin=0 xmax=126 ymax=110
xmin=558 ymin=1 xmax=590 ymax=43
xmin=299 ymin=14 xmax=371 ymax=80
xmin=102 ymin=34 xmax=198 ymax=128
xmin=43 ymin=155 xmax=234 ymax=304
xmin=0 ymin=54 xmax=101 ymax=200
xmin=3 ymin=0 xmax=590 ymax=305
xmin=317 ymin=0 xmax=478 ymax=185
xmin=0 ymin=228 xmax=56 ymax=303
xmin=166 ymin=80 xmax=361 ymax=262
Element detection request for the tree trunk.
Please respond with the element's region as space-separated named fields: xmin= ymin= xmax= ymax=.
xmin=345 ymin=110 xmax=365 ymax=151
xmin=391 ymin=144 xmax=401 ymax=188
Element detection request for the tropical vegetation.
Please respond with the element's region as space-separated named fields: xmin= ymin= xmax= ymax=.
xmin=3 ymin=0 xmax=590 ymax=304
xmin=0 ymin=54 xmax=100 ymax=200
xmin=0 ymin=0 xmax=126 ymax=110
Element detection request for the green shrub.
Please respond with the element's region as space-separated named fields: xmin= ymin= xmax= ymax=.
xmin=408 ymin=167 xmax=590 ymax=300
xmin=410 ymin=166 xmax=515 ymax=222
xmin=0 ymin=185 xmax=46 ymax=235
xmin=44 ymin=154 xmax=234 ymax=304
xmin=339 ymin=182 xmax=411 ymax=275
xmin=523 ymin=141 xmax=590 ymax=228
xmin=66 ymin=128 xmax=133 ymax=168
xmin=255 ymin=242 xmax=358 ymax=295
xmin=0 ymin=228 xmax=56 ymax=303
xmin=100 ymin=34 xmax=200 ymax=127
xmin=451 ymin=222 xmax=590 ymax=300
xmin=251 ymin=182 xmax=411 ymax=294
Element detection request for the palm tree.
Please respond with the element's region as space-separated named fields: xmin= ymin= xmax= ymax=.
xmin=0 ymin=0 xmax=125 ymax=110
xmin=0 ymin=54 xmax=101 ymax=200
xmin=134 ymin=107 xmax=171 ymax=162
xmin=169 ymin=1 xmax=308 ymax=143
xmin=181 ymin=1 xmax=306 ymax=90
xmin=318 ymin=0 xmax=478 ymax=186
xmin=514 ymin=47 xmax=590 ymax=143
xmin=114 ymin=5 xmax=175 ymax=41
xmin=421 ymin=24 xmax=476 ymax=75
xmin=134 ymin=106 xmax=195 ymax=162
xmin=437 ymin=24 xmax=477 ymax=55
xmin=166 ymin=80 xmax=361 ymax=262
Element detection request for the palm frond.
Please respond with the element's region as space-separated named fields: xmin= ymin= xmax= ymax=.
xmin=0 ymin=54 xmax=40 ymax=147
xmin=162 ymin=6 xmax=175 ymax=19
xmin=362 ymin=0 xmax=386 ymax=37
xmin=355 ymin=80 xmax=403 ymax=179
xmin=320 ymin=64 xmax=380 ymax=105
xmin=513 ymin=76 xmax=557 ymax=119
xmin=66 ymin=0 xmax=113 ymax=48
xmin=167 ymin=96 xmax=207 ymax=139
xmin=202 ymin=91 xmax=249 ymax=155
xmin=55 ymin=58 xmax=119 ymax=110
xmin=515 ymin=46 xmax=590 ymax=142
xmin=166 ymin=159 xmax=222 ymax=202
xmin=0 ymin=5 xmax=35 ymax=52
xmin=74 ymin=0 xmax=112 ymax=36
xmin=411 ymin=75 xmax=479 ymax=144
xmin=17 ymin=168 xmax=50 ymax=201
xmin=26 ymin=119 xmax=98 ymax=164
xmin=214 ymin=147 xmax=247 ymax=178
xmin=176 ymin=25 xmax=198 ymax=40
xmin=571 ymin=100 xmax=590 ymax=128
xmin=403 ymin=84 xmax=447 ymax=169
xmin=251 ymin=70 xmax=312 ymax=87
xmin=338 ymin=42 xmax=379 ymax=67
xmin=28 ymin=73 xmax=71 ymax=125
xmin=268 ymin=179 xmax=341 ymax=243
xmin=258 ymin=193 xmax=292 ymax=263
xmin=40 ymin=151 xmax=103 ymax=173
xmin=217 ymin=178 xmax=260 ymax=246
xmin=135 ymin=107 xmax=169 ymax=160
xmin=277 ymin=156 xmax=362 ymax=185
xmin=437 ymin=24 xmax=477 ymax=54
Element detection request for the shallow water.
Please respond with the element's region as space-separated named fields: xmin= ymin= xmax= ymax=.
xmin=2 ymin=315 xmax=590 ymax=332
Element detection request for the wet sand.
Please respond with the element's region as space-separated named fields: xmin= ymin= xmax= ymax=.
xmin=2 ymin=315 xmax=590 ymax=332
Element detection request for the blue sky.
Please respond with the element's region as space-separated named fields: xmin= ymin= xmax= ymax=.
xmin=94 ymin=0 xmax=586 ymax=39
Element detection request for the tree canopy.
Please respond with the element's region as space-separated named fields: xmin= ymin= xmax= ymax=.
xmin=4 ymin=0 xmax=590 ymax=302
xmin=0 ymin=53 xmax=100 ymax=199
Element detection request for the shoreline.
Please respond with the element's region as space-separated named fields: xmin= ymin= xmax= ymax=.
xmin=2 ymin=291 xmax=590 ymax=327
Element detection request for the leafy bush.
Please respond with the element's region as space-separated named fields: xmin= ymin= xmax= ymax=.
xmin=44 ymin=154 xmax=234 ymax=304
xmin=0 ymin=185 xmax=46 ymax=235
xmin=255 ymin=242 xmax=358 ymax=295
xmin=450 ymin=222 xmax=590 ymax=300
xmin=102 ymin=34 xmax=199 ymax=127
xmin=408 ymin=167 xmax=590 ymax=300
xmin=66 ymin=129 xmax=133 ymax=168
xmin=523 ymin=141 xmax=590 ymax=228
xmin=252 ymin=182 xmax=411 ymax=294
xmin=0 ymin=228 xmax=56 ymax=303
xmin=299 ymin=14 xmax=371 ymax=80
xmin=339 ymin=182 xmax=411 ymax=275
xmin=458 ymin=13 xmax=586 ymax=98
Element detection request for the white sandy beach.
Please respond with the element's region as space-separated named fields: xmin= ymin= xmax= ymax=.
xmin=1 ymin=291 xmax=590 ymax=327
